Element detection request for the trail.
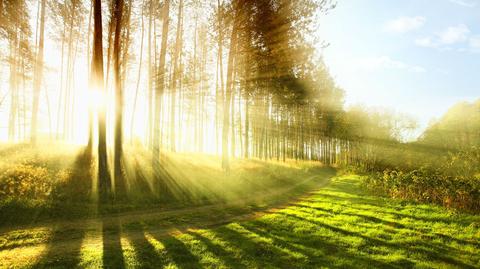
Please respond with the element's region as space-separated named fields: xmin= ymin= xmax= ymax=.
xmin=0 ymin=172 xmax=333 ymax=267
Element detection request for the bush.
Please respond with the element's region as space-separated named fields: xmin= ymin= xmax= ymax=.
xmin=363 ymin=168 xmax=480 ymax=212
xmin=0 ymin=165 xmax=53 ymax=200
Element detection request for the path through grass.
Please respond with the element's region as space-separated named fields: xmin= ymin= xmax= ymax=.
xmin=1 ymin=175 xmax=479 ymax=268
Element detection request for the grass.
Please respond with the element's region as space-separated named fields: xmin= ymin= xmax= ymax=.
xmin=1 ymin=172 xmax=479 ymax=268
xmin=0 ymin=143 xmax=331 ymax=226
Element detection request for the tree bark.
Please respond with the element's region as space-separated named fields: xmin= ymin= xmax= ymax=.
xmin=113 ymin=0 xmax=125 ymax=198
xmin=222 ymin=0 xmax=241 ymax=171
xmin=170 ymin=0 xmax=183 ymax=152
xmin=31 ymin=0 xmax=45 ymax=144
xmin=152 ymin=0 xmax=170 ymax=183
xmin=92 ymin=0 xmax=111 ymax=202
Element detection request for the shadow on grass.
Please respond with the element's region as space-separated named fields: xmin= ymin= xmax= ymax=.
xmin=102 ymin=219 xmax=125 ymax=269
xmin=32 ymin=227 xmax=85 ymax=268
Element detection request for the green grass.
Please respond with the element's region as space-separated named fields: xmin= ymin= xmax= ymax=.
xmin=0 ymin=143 xmax=331 ymax=225
xmin=1 ymin=174 xmax=479 ymax=268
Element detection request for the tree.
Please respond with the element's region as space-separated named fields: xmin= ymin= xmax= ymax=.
xmin=170 ymin=0 xmax=183 ymax=152
xmin=92 ymin=0 xmax=111 ymax=201
xmin=31 ymin=0 xmax=46 ymax=144
xmin=221 ymin=0 xmax=242 ymax=171
xmin=152 ymin=0 xmax=170 ymax=184
xmin=112 ymin=0 xmax=125 ymax=197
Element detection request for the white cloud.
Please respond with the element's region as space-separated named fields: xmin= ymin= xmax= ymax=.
xmin=357 ymin=56 xmax=426 ymax=73
xmin=437 ymin=24 xmax=470 ymax=44
xmin=415 ymin=37 xmax=438 ymax=48
xmin=384 ymin=16 xmax=426 ymax=33
xmin=415 ymin=24 xmax=473 ymax=51
xmin=469 ymin=36 xmax=480 ymax=49
xmin=448 ymin=0 xmax=477 ymax=7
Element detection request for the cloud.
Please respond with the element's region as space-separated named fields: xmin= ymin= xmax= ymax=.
xmin=415 ymin=24 xmax=473 ymax=51
xmin=415 ymin=37 xmax=438 ymax=48
xmin=469 ymin=36 xmax=480 ymax=49
xmin=384 ymin=16 xmax=426 ymax=33
xmin=437 ymin=24 xmax=470 ymax=44
xmin=448 ymin=0 xmax=477 ymax=7
xmin=357 ymin=56 xmax=426 ymax=73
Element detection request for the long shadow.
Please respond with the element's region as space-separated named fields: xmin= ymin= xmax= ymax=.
xmin=7 ymin=148 xmax=95 ymax=268
xmin=50 ymin=147 xmax=94 ymax=211
xmin=102 ymin=219 xmax=125 ymax=269
xmin=211 ymin=224 xmax=310 ymax=268
xmin=124 ymin=223 xmax=167 ymax=268
xmin=0 ymin=147 xmax=94 ymax=228
xmin=150 ymin=232 xmax=201 ymax=268
xmin=279 ymin=211 xmax=476 ymax=269
xmin=32 ymin=227 xmax=85 ymax=268
xmin=238 ymin=221 xmax=400 ymax=269
xmin=187 ymin=230 xmax=248 ymax=269
xmin=293 ymin=203 xmax=407 ymax=229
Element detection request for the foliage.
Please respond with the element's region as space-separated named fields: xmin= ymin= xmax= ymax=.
xmin=419 ymin=100 xmax=480 ymax=150
xmin=358 ymin=145 xmax=480 ymax=212
xmin=365 ymin=167 xmax=480 ymax=212
xmin=0 ymin=164 xmax=52 ymax=199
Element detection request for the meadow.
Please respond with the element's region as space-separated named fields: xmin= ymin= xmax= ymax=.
xmin=0 ymin=145 xmax=478 ymax=268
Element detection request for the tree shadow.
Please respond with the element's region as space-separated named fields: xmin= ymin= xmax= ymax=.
xmin=237 ymin=221 xmax=401 ymax=269
xmin=32 ymin=226 xmax=85 ymax=268
xmin=151 ymin=231 xmax=201 ymax=268
xmin=279 ymin=211 xmax=475 ymax=269
xmin=187 ymin=230 xmax=248 ymax=269
xmin=123 ymin=223 xmax=167 ymax=268
xmin=102 ymin=219 xmax=125 ymax=269
xmin=50 ymin=146 xmax=94 ymax=205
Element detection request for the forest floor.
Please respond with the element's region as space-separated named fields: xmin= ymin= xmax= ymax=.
xmin=1 ymin=171 xmax=479 ymax=268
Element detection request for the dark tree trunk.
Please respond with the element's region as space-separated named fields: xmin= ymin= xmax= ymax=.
xmin=113 ymin=0 xmax=125 ymax=198
xmin=92 ymin=0 xmax=111 ymax=202
xmin=152 ymin=0 xmax=170 ymax=189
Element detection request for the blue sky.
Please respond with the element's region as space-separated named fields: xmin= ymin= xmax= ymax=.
xmin=317 ymin=0 xmax=480 ymax=133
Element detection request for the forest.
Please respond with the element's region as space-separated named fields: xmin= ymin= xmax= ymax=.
xmin=0 ymin=0 xmax=479 ymax=268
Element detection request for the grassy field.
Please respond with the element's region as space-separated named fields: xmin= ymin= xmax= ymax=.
xmin=1 ymin=173 xmax=479 ymax=268
xmin=0 ymin=143 xmax=330 ymax=226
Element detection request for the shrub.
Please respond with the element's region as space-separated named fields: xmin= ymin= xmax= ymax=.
xmin=363 ymin=168 xmax=480 ymax=212
xmin=0 ymin=165 xmax=53 ymax=200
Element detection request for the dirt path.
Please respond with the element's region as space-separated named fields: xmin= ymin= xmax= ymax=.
xmin=0 ymin=173 xmax=333 ymax=262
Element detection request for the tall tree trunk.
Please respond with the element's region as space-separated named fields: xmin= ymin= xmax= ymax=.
xmin=8 ymin=32 xmax=17 ymax=141
xmin=87 ymin=1 xmax=94 ymax=150
xmin=92 ymin=0 xmax=111 ymax=202
xmin=113 ymin=0 xmax=125 ymax=198
xmin=217 ymin=0 xmax=224 ymax=155
xmin=31 ymin=0 xmax=45 ymax=144
xmin=147 ymin=0 xmax=154 ymax=147
xmin=131 ymin=0 xmax=145 ymax=142
xmin=222 ymin=1 xmax=241 ymax=171
xmin=170 ymin=0 xmax=183 ymax=152
xmin=152 ymin=0 xmax=170 ymax=183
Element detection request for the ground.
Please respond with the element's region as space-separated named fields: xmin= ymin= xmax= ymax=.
xmin=1 ymin=172 xmax=479 ymax=268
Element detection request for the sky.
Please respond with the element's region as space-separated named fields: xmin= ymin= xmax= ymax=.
xmin=317 ymin=0 xmax=480 ymax=136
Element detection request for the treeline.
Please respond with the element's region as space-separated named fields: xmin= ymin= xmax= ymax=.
xmin=1 ymin=0 xmax=354 ymax=200
xmin=354 ymin=100 xmax=480 ymax=212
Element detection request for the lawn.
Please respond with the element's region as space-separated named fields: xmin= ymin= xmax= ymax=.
xmin=1 ymin=173 xmax=479 ymax=268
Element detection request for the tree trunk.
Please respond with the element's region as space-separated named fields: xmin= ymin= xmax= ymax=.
xmin=113 ymin=0 xmax=125 ymax=198
xmin=31 ymin=0 xmax=46 ymax=144
xmin=170 ymin=0 xmax=183 ymax=152
xmin=152 ymin=0 xmax=170 ymax=185
xmin=92 ymin=0 xmax=111 ymax=202
xmin=131 ymin=0 xmax=145 ymax=142
xmin=87 ymin=1 xmax=94 ymax=150
xmin=222 ymin=0 xmax=242 ymax=170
